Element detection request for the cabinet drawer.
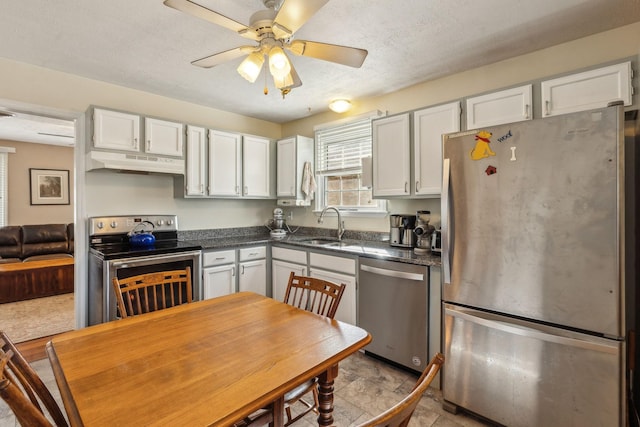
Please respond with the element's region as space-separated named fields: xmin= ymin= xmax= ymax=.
xmin=239 ymin=246 xmax=266 ymax=261
xmin=202 ymin=249 xmax=236 ymax=266
xmin=309 ymin=252 xmax=356 ymax=275
xmin=272 ymin=246 xmax=307 ymax=264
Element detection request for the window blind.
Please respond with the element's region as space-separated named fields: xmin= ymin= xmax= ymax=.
xmin=315 ymin=117 xmax=374 ymax=175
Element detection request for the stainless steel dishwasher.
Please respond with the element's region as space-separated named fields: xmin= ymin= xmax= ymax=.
xmin=358 ymin=257 xmax=428 ymax=372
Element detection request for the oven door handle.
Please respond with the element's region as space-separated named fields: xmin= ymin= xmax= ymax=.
xmin=110 ymin=250 xmax=201 ymax=269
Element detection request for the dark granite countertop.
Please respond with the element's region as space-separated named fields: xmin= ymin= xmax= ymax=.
xmin=180 ymin=227 xmax=441 ymax=268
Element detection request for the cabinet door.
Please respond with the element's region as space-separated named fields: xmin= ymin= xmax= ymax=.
xmin=309 ymin=268 xmax=356 ymax=326
xmin=372 ymin=114 xmax=411 ymax=197
xmin=466 ymin=84 xmax=532 ymax=129
xmin=243 ymin=135 xmax=271 ymax=198
xmin=185 ymin=125 xmax=206 ymax=196
xmin=209 ymin=130 xmax=242 ymax=197
xmin=239 ymin=259 xmax=267 ymax=296
xmin=272 ymin=259 xmax=306 ymax=302
xmin=276 ymin=137 xmax=296 ymax=197
xmin=541 ymin=62 xmax=632 ymax=117
xmin=413 ymin=102 xmax=461 ymax=196
xmin=144 ymin=118 xmax=184 ymax=157
xmin=203 ymin=264 xmax=235 ymax=299
xmin=93 ymin=108 xmax=140 ymax=152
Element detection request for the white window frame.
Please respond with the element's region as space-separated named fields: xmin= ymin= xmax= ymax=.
xmin=313 ymin=111 xmax=387 ymax=217
xmin=0 ymin=147 xmax=16 ymax=226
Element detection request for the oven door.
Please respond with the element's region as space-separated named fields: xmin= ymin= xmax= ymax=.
xmin=89 ymin=250 xmax=201 ymax=325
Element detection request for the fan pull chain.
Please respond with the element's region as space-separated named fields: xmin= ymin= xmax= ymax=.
xmin=263 ymin=61 xmax=268 ymax=95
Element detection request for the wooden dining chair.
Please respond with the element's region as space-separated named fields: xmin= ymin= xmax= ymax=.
xmin=0 ymin=331 xmax=69 ymax=427
xmin=281 ymin=272 xmax=346 ymax=426
xmin=112 ymin=267 xmax=192 ymax=318
xmin=355 ymin=352 xmax=445 ymax=427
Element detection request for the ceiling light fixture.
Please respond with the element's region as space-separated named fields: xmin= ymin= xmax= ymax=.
xmin=329 ymin=99 xmax=352 ymax=113
xmin=237 ymin=52 xmax=265 ymax=83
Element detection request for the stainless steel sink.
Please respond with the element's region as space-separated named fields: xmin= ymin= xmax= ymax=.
xmin=300 ymin=238 xmax=341 ymax=245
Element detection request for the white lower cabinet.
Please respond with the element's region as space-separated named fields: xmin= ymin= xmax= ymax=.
xmin=309 ymin=252 xmax=357 ymax=326
xmin=202 ymin=249 xmax=236 ymax=299
xmin=239 ymin=246 xmax=267 ymax=296
xmin=271 ymin=246 xmax=308 ymax=302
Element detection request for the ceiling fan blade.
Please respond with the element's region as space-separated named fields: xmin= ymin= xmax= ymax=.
xmin=272 ymin=0 xmax=329 ymax=39
xmin=191 ymin=46 xmax=253 ymax=68
xmin=163 ymin=0 xmax=258 ymax=40
xmin=287 ymin=40 xmax=368 ymax=68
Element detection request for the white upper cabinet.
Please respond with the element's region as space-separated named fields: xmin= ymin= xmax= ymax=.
xmin=209 ymin=129 xmax=242 ymax=197
xmin=276 ymin=137 xmax=297 ymax=197
xmin=93 ymin=108 xmax=140 ymax=152
xmin=208 ymin=130 xmax=273 ymax=198
xmin=541 ymin=62 xmax=633 ymax=117
xmin=144 ymin=118 xmax=184 ymax=157
xmin=276 ymin=135 xmax=314 ymax=205
xmin=466 ymin=84 xmax=532 ymax=129
xmin=413 ymin=102 xmax=461 ymax=197
xmin=372 ymin=113 xmax=411 ymax=197
xmin=184 ymin=125 xmax=207 ymax=196
xmin=242 ymin=135 xmax=272 ymax=198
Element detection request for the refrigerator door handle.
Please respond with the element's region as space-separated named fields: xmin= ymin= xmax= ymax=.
xmin=441 ymin=157 xmax=451 ymax=284
xmin=445 ymin=305 xmax=619 ymax=354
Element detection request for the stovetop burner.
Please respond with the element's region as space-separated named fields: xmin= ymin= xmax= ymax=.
xmin=89 ymin=215 xmax=202 ymax=260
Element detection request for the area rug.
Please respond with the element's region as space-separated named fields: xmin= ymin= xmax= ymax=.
xmin=0 ymin=293 xmax=74 ymax=343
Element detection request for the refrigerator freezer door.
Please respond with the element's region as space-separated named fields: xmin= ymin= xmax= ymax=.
xmin=443 ymin=304 xmax=622 ymax=427
xmin=442 ymin=107 xmax=623 ymax=337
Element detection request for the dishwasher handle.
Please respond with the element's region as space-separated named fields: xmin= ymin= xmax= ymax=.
xmin=360 ymin=264 xmax=424 ymax=281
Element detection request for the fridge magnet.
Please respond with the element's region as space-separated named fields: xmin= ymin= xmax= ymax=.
xmin=497 ymin=130 xmax=513 ymax=142
xmin=485 ymin=165 xmax=497 ymax=176
xmin=470 ymin=130 xmax=496 ymax=160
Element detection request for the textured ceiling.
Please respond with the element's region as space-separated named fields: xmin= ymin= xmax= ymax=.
xmin=0 ymin=0 xmax=640 ymax=144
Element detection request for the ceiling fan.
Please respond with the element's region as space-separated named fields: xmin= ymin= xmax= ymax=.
xmin=163 ymin=0 xmax=368 ymax=97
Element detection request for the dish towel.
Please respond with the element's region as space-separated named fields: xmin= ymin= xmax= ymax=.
xmin=301 ymin=161 xmax=317 ymax=201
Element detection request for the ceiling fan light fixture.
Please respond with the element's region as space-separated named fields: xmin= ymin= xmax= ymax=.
xmin=237 ymin=51 xmax=265 ymax=83
xmin=329 ymin=99 xmax=351 ymax=113
xmin=273 ymin=72 xmax=294 ymax=90
xmin=268 ymin=46 xmax=291 ymax=79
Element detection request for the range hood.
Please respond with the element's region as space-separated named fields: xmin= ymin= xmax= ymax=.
xmin=86 ymin=150 xmax=185 ymax=175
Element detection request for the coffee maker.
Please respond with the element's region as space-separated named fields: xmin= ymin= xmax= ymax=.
xmin=389 ymin=214 xmax=416 ymax=248
xmin=414 ymin=210 xmax=435 ymax=255
xmin=266 ymin=208 xmax=287 ymax=238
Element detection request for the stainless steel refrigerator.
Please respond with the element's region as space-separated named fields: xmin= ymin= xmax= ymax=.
xmin=440 ymin=105 xmax=637 ymax=427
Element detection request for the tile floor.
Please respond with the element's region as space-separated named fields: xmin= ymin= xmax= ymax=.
xmin=0 ymin=351 xmax=493 ymax=427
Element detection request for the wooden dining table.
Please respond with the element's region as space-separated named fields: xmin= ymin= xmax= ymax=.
xmin=46 ymin=291 xmax=371 ymax=427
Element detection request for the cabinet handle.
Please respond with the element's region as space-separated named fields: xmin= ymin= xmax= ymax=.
xmin=133 ymin=138 xmax=139 ymax=150
xmin=242 ymin=265 xmax=245 ymax=275
xmin=404 ymin=182 xmax=408 ymax=193
xmin=545 ymin=100 xmax=550 ymax=116
xmin=232 ymin=266 xmax=236 ymax=277
xmin=416 ymin=181 xmax=420 ymax=192
xmin=244 ymin=186 xmax=248 ymax=195
xmin=146 ymin=140 xmax=151 ymax=151
xmin=525 ymin=104 xmax=530 ymax=119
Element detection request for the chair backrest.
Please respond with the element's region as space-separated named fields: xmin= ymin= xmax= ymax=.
xmin=112 ymin=267 xmax=192 ymax=319
xmin=355 ymin=352 xmax=445 ymax=427
xmin=283 ymin=272 xmax=346 ymax=319
xmin=0 ymin=331 xmax=69 ymax=427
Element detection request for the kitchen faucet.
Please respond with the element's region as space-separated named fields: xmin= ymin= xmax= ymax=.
xmin=318 ymin=206 xmax=345 ymax=240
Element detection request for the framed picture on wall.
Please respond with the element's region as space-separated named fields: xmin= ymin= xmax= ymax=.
xmin=29 ymin=168 xmax=70 ymax=205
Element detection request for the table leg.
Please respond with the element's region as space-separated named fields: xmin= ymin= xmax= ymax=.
xmin=270 ymin=395 xmax=285 ymax=427
xmin=317 ymin=363 xmax=339 ymax=426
